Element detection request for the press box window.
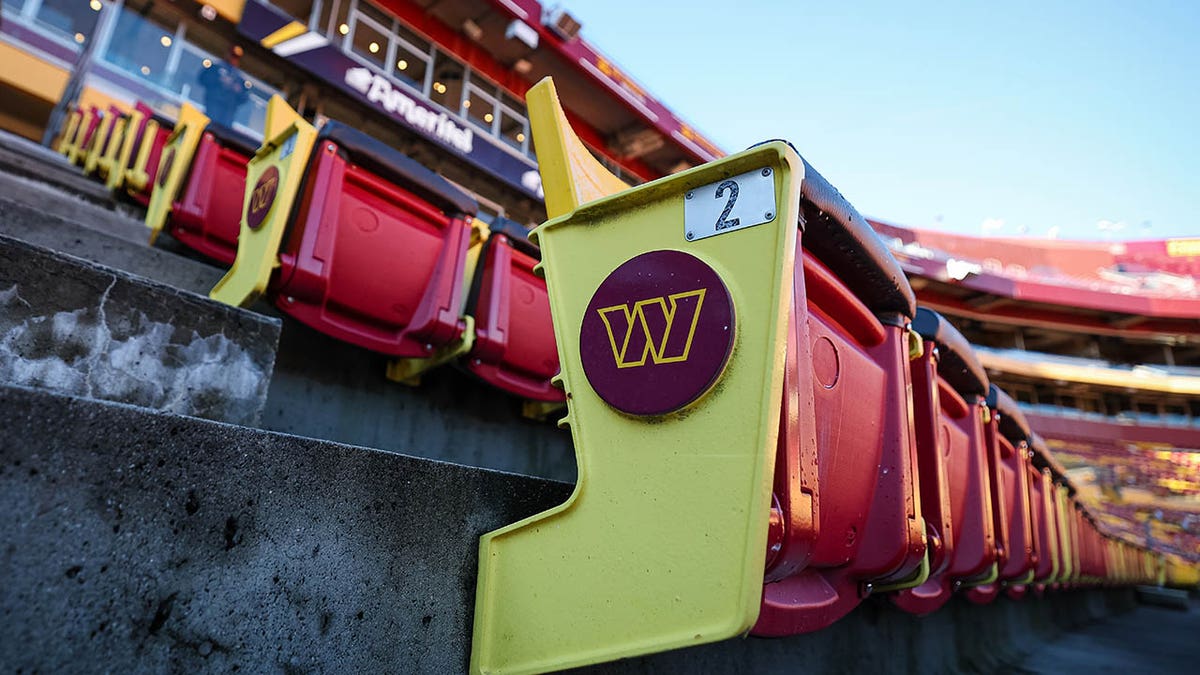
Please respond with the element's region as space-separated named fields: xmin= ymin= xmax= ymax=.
xmin=390 ymin=22 xmax=431 ymax=90
xmin=464 ymin=82 xmax=498 ymax=132
xmin=429 ymin=50 xmax=464 ymax=109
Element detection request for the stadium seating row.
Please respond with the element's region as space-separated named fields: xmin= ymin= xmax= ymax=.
xmin=54 ymin=83 xmax=1170 ymax=673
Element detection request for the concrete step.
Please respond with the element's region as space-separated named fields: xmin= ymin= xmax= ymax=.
xmin=0 ymin=196 xmax=223 ymax=296
xmin=0 ymin=234 xmax=279 ymax=425
xmin=0 ymin=136 xmax=116 ymax=206
xmin=0 ymin=168 xmax=150 ymax=246
xmin=0 ymin=382 xmax=1136 ymax=674
xmin=0 ymin=159 xmax=576 ymax=480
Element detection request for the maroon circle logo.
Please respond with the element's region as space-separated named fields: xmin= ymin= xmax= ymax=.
xmin=580 ymin=250 xmax=735 ymax=416
xmin=246 ymin=166 xmax=280 ymax=231
xmin=157 ymin=148 xmax=175 ymax=188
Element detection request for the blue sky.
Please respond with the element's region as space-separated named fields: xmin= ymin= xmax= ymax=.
xmin=564 ymin=0 xmax=1198 ymax=241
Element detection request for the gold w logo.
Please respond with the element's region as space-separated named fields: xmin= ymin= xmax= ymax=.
xmin=596 ymin=289 xmax=707 ymax=369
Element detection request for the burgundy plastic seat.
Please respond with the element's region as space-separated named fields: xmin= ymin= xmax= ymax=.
xmin=891 ymin=308 xmax=991 ymax=615
xmin=967 ymin=386 xmax=1036 ymax=604
xmin=756 ymin=158 xmax=923 ymax=636
xmin=464 ymin=218 xmax=563 ymax=402
xmin=1028 ymin=435 xmax=1062 ymax=593
xmin=272 ymin=121 xmax=478 ymax=357
xmin=166 ymin=122 xmax=259 ymax=264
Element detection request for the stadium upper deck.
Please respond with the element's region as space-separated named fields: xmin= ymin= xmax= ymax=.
xmin=870 ymin=221 xmax=1200 ymax=563
xmin=0 ymin=0 xmax=719 ymax=225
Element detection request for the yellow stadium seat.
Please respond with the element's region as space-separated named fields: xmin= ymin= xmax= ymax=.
xmin=105 ymin=108 xmax=143 ymax=191
xmin=469 ymin=77 xmax=802 ymax=673
xmin=56 ymin=108 xmax=82 ymax=157
xmin=145 ymin=103 xmax=210 ymax=245
xmin=209 ymin=96 xmax=317 ymax=307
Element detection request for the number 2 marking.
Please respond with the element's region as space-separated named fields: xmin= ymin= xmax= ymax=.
xmin=714 ymin=180 xmax=740 ymax=231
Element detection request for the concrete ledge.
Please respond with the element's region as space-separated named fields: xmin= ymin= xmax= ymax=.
xmin=0 ymin=197 xmax=223 ymax=296
xmin=0 ymin=384 xmax=1137 ymax=673
xmin=0 ymin=234 xmax=279 ymax=425
xmin=0 ymin=383 xmax=573 ymax=674
xmin=0 ymin=141 xmax=115 ymax=206
xmin=0 ymin=169 xmax=149 ymax=246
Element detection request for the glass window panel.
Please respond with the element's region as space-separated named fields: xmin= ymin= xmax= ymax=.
xmin=323 ymin=0 xmax=351 ymax=40
xmin=5 ymin=0 xmax=29 ymax=14
xmin=394 ymin=20 xmax=431 ymax=54
xmin=350 ymin=18 xmax=388 ymax=70
xmin=501 ymin=92 xmax=526 ymax=117
xmin=428 ymin=50 xmax=464 ymax=109
xmin=391 ymin=42 xmax=428 ymax=90
xmin=357 ymin=1 xmax=392 ymax=27
xmin=170 ymin=46 xmax=209 ymax=101
xmin=232 ymin=87 xmax=270 ymax=135
xmin=101 ymin=8 xmax=174 ymax=86
xmin=499 ymin=107 xmax=526 ymax=150
xmin=36 ymin=0 xmax=103 ymax=44
xmin=464 ymin=86 xmax=496 ymax=132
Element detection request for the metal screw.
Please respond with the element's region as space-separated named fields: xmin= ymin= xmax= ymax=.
xmin=685 ymin=191 xmax=694 ymax=200
xmin=424 ymin=343 xmax=433 ymax=352
xmin=764 ymin=211 xmax=774 ymax=220
xmin=285 ymin=296 xmax=295 ymax=304
xmin=685 ymin=231 xmax=694 ymax=240
xmin=761 ymin=167 xmax=772 ymax=177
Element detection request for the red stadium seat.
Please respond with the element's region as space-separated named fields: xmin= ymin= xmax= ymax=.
xmin=1028 ymin=435 xmax=1062 ymax=593
xmin=272 ymin=121 xmax=478 ymax=357
xmin=165 ymin=123 xmax=260 ymax=265
xmin=967 ymin=386 xmax=1036 ymax=604
xmin=892 ymin=308 xmax=991 ymax=615
xmin=463 ymin=218 xmax=564 ymax=402
xmin=755 ymin=159 xmax=923 ymax=636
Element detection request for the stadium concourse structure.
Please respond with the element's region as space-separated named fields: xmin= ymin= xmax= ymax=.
xmin=0 ymin=0 xmax=1198 ymax=672
xmin=871 ymin=222 xmax=1200 ymax=569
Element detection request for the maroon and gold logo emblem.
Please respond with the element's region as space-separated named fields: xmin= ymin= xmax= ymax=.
xmin=580 ymin=250 xmax=734 ymax=416
xmin=246 ymin=166 xmax=280 ymax=231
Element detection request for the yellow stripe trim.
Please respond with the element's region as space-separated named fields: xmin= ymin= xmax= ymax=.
xmin=260 ymin=21 xmax=308 ymax=49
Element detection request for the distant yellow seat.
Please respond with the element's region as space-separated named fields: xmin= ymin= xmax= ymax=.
xmin=469 ymin=78 xmax=804 ymax=673
xmin=144 ymin=103 xmax=210 ymax=245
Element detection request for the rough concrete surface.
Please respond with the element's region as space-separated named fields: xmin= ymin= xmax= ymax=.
xmin=0 ymin=383 xmax=573 ymax=674
xmin=0 ymin=140 xmax=116 ymax=206
xmin=0 ymin=197 xmax=224 ymax=296
xmin=0 ymin=168 xmax=150 ymax=245
xmin=0 ymin=129 xmax=77 ymax=167
xmin=0 ymin=383 xmax=1144 ymax=674
xmin=263 ymin=315 xmax=578 ymax=482
xmin=0 ymin=234 xmax=279 ymax=425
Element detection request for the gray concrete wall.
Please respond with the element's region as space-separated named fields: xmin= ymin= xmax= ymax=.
xmin=0 ymin=384 xmax=1135 ymax=674
xmin=0 ymin=235 xmax=279 ymax=425
xmin=262 ymin=316 xmax=578 ymax=482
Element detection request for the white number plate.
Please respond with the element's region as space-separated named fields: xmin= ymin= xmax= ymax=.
xmin=683 ymin=167 xmax=776 ymax=242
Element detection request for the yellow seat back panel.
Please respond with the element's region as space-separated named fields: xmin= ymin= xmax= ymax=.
xmin=210 ymin=96 xmax=316 ymax=307
xmin=144 ymin=103 xmax=209 ymax=244
xmin=470 ymin=81 xmax=803 ymax=672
